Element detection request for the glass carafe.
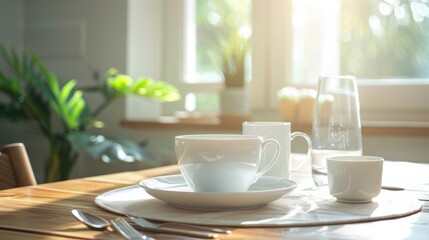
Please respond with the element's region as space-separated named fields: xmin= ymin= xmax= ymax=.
xmin=312 ymin=76 xmax=363 ymax=187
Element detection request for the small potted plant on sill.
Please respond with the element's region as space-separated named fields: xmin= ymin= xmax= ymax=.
xmin=218 ymin=31 xmax=251 ymax=121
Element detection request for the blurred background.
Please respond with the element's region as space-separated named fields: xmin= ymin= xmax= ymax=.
xmin=0 ymin=0 xmax=428 ymax=183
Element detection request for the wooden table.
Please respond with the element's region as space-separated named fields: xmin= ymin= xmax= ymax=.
xmin=0 ymin=160 xmax=428 ymax=240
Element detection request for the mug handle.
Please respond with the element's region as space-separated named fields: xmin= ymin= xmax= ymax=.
xmin=254 ymin=139 xmax=280 ymax=183
xmin=290 ymin=132 xmax=312 ymax=172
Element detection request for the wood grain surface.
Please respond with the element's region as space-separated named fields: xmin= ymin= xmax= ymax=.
xmin=0 ymin=161 xmax=428 ymax=239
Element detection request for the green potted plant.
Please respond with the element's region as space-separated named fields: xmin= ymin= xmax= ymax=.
xmin=0 ymin=44 xmax=180 ymax=182
xmin=218 ymin=31 xmax=251 ymax=120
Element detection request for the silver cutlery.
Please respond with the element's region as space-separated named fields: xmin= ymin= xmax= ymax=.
xmin=71 ymin=209 xmax=110 ymax=230
xmin=127 ymin=214 xmax=232 ymax=234
xmin=111 ymin=217 xmax=156 ymax=240
xmin=128 ymin=215 xmax=219 ymax=239
xmin=382 ymin=186 xmax=405 ymax=191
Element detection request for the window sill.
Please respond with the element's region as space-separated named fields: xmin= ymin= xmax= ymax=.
xmin=120 ymin=117 xmax=429 ymax=136
xmin=361 ymin=121 xmax=429 ymax=136
xmin=120 ymin=116 xmax=248 ymax=131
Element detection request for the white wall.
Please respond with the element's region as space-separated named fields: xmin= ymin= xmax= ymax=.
xmin=0 ymin=0 xmax=50 ymax=179
xmin=0 ymin=0 xmax=24 ymax=48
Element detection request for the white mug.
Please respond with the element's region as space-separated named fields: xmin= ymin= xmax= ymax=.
xmin=242 ymin=122 xmax=312 ymax=179
xmin=175 ymin=134 xmax=280 ymax=192
xmin=327 ymin=156 xmax=384 ymax=203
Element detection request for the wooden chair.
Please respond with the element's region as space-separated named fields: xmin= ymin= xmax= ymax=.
xmin=0 ymin=143 xmax=37 ymax=190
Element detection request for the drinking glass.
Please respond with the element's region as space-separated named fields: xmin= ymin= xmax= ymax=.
xmin=311 ymin=76 xmax=362 ymax=187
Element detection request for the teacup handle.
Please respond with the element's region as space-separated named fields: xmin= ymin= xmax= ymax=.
xmin=290 ymin=132 xmax=312 ymax=172
xmin=253 ymin=139 xmax=281 ymax=183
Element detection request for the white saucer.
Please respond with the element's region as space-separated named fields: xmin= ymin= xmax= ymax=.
xmin=138 ymin=174 xmax=297 ymax=211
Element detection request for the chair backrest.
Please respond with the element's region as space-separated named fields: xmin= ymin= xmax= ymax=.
xmin=0 ymin=143 xmax=37 ymax=190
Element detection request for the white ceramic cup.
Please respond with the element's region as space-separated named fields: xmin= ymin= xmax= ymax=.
xmin=242 ymin=122 xmax=312 ymax=179
xmin=175 ymin=134 xmax=280 ymax=192
xmin=327 ymin=156 xmax=384 ymax=203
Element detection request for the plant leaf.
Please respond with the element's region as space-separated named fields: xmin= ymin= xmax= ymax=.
xmin=67 ymin=132 xmax=157 ymax=164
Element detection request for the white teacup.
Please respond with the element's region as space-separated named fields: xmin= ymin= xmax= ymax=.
xmin=327 ymin=156 xmax=384 ymax=203
xmin=175 ymin=134 xmax=280 ymax=192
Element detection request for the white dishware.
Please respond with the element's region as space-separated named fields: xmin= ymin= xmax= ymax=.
xmin=95 ymin=179 xmax=420 ymax=227
xmin=242 ymin=122 xmax=312 ymax=179
xmin=312 ymin=76 xmax=363 ymax=186
xmin=175 ymin=134 xmax=280 ymax=192
xmin=327 ymin=156 xmax=383 ymax=203
xmin=139 ymin=174 xmax=297 ymax=211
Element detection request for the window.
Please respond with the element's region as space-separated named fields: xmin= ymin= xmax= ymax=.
xmin=176 ymin=0 xmax=291 ymax=112
xmin=291 ymin=0 xmax=429 ymax=122
xmin=181 ymin=0 xmax=252 ymax=113
xmin=128 ymin=0 xmax=291 ymax=116
xmin=338 ymin=0 xmax=429 ymax=122
xmin=341 ymin=0 xmax=429 ymax=79
xmin=292 ymin=0 xmax=429 ymax=81
xmin=139 ymin=0 xmax=429 ymax=122
xmin=188 ymin=0 xmax=251 ymax=84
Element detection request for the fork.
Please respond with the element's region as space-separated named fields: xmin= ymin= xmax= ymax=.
xmin=111 ymin=217 xmax=156 ymax=240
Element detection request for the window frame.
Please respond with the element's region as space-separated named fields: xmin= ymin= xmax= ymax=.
xmin=161 ymin=0 xmax=293 ymax=114
xmin=139 ymin=0 xmax=429 ymax=123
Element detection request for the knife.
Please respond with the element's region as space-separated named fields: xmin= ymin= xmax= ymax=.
xmin=128 ymin=215 xmax=219 ymax=239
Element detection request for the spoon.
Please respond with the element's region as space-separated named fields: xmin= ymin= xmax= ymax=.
xmin=71 ymin=209 xmax=110 ymax=230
